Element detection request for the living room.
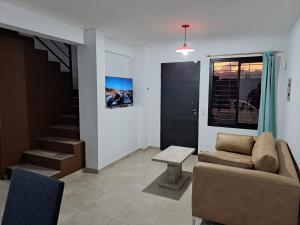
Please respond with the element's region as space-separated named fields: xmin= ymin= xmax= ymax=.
xmin=0 ymin=0 xmax=300 ymax=225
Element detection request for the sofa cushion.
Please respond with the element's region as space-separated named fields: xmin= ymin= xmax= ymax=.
xmin=252 ymin=132 xmax=279 ymax=173
xmin=198 ymin=150 xmax=253 ymax=169
xmin=215 ymin=133 xmax=254 ymax=155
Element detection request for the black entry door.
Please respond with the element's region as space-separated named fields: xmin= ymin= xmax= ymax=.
xmin=161 ymin=61 xmax=200 ymax=151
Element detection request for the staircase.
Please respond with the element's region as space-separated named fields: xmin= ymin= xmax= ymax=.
xmin=9 ymin=95 xmax=84 ymax=179
xmin=6 ymin=33 xmax=85 ymax=179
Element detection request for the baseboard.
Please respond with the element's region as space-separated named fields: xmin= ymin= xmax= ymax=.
xmin=192 ymin=217 xmax=202 ymax=225
xmin=83 ymin=167 xmax=100 ymax=174
xmin=146 ymin=146 xmax=160 ymax=150
xmin=83 ymin=148 xmax=145 ymax=174
xmin=82 ymin=146 xmax=161 ymax=175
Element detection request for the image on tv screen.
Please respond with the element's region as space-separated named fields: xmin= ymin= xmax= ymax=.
xmin=105 ymin=76 xmax=133 ymax=108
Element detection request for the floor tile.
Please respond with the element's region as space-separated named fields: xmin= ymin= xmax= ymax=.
xmin=88 ymin=172 xmax=130 ymax=193
xmin=115 ymin=201 xmax=165 ymax=225
xmin=165 ymin=198 xmax=192 ymax=216
xmin=85 ymin=193 xmax=133 ymax=218
xmin=0 ymin=209 xmax=3 ymax=222
xmin=108 ymin=220 xmax=129 ymax=225
xmin=58 ymin=203 xmax=81 ymax=224
xmin=156 ymin=210 xmax=194 ymax=225
xmin=62 ymin=186 xmax=104 ymax=210
xmin=106 ymin=182 xmax=146 ymax=201
xmin=60 ymin=210 xmax=112 ymax=225
xmin=139 ymin=192 xmax=174 ymax=209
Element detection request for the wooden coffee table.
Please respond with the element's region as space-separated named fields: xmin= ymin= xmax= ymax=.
xmin=152 ymin=145 xmax=195 ymax=190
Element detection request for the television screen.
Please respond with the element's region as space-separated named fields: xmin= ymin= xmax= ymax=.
xmin=105 ymin=76 xmax=133 ymax=108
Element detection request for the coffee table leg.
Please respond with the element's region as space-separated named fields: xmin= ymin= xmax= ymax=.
xmin=167 ymin=164 xmax=182 ymax=184
xmin=158 ymin=163 xmax=190 ymax=190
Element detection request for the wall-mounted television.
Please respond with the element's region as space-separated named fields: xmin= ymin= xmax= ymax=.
xmin=105 ymin=76 xmax=133 ymax=108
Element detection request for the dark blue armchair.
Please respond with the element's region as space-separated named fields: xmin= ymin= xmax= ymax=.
xmin=1 ymin=169 xmax=64 ymax=225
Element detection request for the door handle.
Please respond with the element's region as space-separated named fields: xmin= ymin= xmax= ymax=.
xmin=190 ymin=109 xmax=198 ymax=116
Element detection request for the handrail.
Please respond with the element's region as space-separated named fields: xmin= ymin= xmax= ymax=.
xmin=50 ymin=40 xmax=69 ymax=58
xmin=34 ymin=36 xmax=70 ymax=70
xmin=64 ymin=43 xmax=78 ymax=73
xmin=68 ymin=44 xmax=73 ymax=76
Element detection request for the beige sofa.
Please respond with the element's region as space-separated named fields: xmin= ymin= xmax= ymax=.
xmin=192 ymin=132 xmax=300 ymax=225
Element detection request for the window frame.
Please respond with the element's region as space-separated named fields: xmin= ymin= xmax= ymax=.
xmin=208 ymin=56 xmax=263 ymax=130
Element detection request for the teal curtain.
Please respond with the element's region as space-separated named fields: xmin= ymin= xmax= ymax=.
xmin=257 ymin=52 xmax=277 ymax=137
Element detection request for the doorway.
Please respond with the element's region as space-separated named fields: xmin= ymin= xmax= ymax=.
xmin=160 ymin=61 xmax=200 ymax=152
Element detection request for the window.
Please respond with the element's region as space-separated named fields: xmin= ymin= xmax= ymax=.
xmin=208 ymin=57 xmax=263 ymax=129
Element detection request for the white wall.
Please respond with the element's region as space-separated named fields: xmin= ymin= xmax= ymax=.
xmin=132 ymin=47 xmax=151 ymax=149
xmin=147 ymin=36 xmax=288 ymax=152
xmin=97 ymin=50 xmax=139 ymax=168
xmin=72 ymin=29 xmax=145 ymax=170
xmin=77 ymin=29 xmax=103 ymax=170
xmin=283 ymin=16 xmax=300 ymax=164
xmin=105 ymin=38 xmax=133 ymax=58
xmin=95 ymin=43 xmax=151 ymax=169
xmin=0 ymin=1 xmax=83 ymax=44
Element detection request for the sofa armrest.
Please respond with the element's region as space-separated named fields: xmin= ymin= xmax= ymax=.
xmin=198 ymin=152 xmax=253 ymax=169
xmin=192 ymin=162 xmax=300 ymax=225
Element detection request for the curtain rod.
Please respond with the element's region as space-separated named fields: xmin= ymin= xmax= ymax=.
xmin=206 ymin=51 xmax=283 ymax=58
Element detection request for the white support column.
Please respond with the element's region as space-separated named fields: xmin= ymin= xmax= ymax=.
xmin=77 ymin=28 xmax=105 ymax=171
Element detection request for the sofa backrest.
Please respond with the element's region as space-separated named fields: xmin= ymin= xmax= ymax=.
xmin=276 ymin=139 xmax=299 ymax=181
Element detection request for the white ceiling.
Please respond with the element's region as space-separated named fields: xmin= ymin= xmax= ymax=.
xmin=3 ymin=0 xmax=300 ymax=45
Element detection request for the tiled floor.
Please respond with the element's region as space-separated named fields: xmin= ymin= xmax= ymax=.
xmin=0 ymin=148 xmax=200 ymax=225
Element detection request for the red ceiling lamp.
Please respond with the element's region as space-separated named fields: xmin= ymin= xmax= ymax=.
xmin=176 ymin=24 xmax=194 ymax=56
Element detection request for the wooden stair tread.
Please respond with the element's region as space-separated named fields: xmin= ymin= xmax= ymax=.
xmin=50 ymin=124 xmax=79 ymax=131
xmin=60 ymin=114 xmax=79 ymax=119
xmin=9 ymin=164 xmax=60 ymax=177
xmin=38 ymin=136 xmax=82 ymax=145
xmin=24 ymin=149 xmax=73 ymax=160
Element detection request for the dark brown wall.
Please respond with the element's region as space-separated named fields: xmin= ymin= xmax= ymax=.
xmin=0 ymin=29 xmax=72 ymax=178
xmin=24 ymin=39 xmax=72 ymax=147
xmin=0 ymin=31 xmax=30 ymax=178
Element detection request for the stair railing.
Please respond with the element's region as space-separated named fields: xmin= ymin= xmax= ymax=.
xmin=34 ymin=36 xmax=72 ymax=72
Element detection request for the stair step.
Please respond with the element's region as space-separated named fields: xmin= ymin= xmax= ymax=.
xmin=73 ymin=90 xmax=79 ymax=97
xmin=60 ymin=114 xmax=79 ymax=119
xmin=58 ymin=114 xmax=79 ymax=126
xmin=9 ymin=164 xmax=60 ymax=177
xmin=49 ymin=125 xmax=80 ymax=139
xmin=37 ymin=136 xmax=83 ymax=154
xmin=70 ymin=106 xmax=79 ymax=114
xmin=50 ymin=125 xmax=79 ymax=131
xmin=24 ymin=149 xmax=73 ymax=160
xmin=38 ymin=136 xmax=82 ymax=145
xmin=22 ymin=149 xmax=75 ymax=171
xmin=72 ymin=97 xmax=79 ymax=105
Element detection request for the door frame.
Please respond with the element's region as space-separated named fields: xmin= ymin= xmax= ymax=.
xmin=160 ymin=61 xmax=200 ymax=154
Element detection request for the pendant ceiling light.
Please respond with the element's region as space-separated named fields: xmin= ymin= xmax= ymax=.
xmin=176 ymin=24 xmax=194 ymax=56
